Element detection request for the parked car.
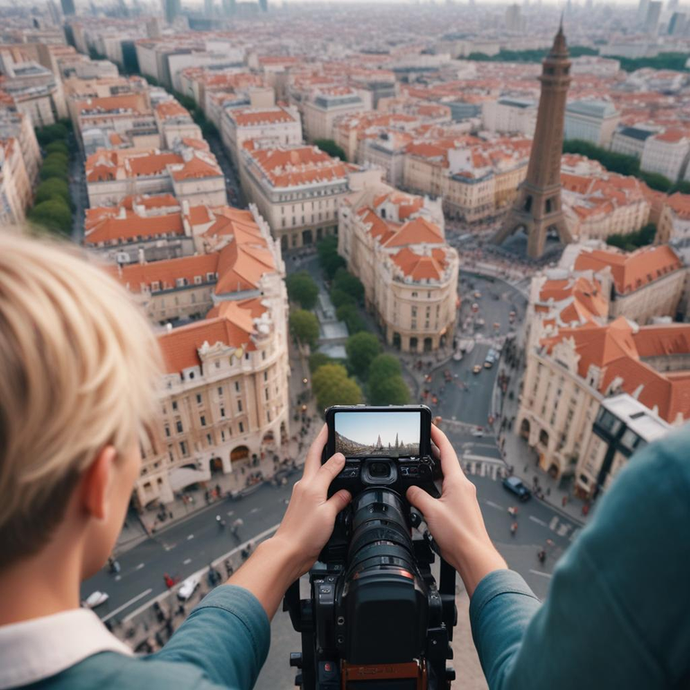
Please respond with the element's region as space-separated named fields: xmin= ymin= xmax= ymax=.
xmin=473 ymin=364 xmax=482 ymax=374
xmin=83 ymin=591 xmax=109 ymax=609
xmin=178 ymin=574 xmax=201 ymax=601
xmin=471 ymin=427 xmax=484 ymax=437
xmin=502 ymin=476 xmax=531 ymax=502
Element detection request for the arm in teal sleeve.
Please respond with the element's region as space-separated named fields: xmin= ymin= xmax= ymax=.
xmin=153 ymin=584 xmax=271 ymax=690
xmin=470 ymin=428 xmax=690 ymax=690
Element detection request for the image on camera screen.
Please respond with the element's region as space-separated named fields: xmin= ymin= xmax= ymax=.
xmin=334 ymin=411 xmax=420 ymax=458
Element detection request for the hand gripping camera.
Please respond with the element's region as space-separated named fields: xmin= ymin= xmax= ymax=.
xmin=284 ymin=405 xmax=457 ymax=690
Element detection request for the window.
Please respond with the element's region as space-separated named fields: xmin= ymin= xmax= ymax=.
xmin=220 ymin=407 xmax=225 ymax=417
xmin=238 ymin=400 xmax=243 ymax=412
xmin=200 ymin=415 xmax=206 ymax=427
xmin=172 ymin=401 xmax=178 ymax=411
xmin=239 ymin=422 xmax=244 ymax=433
xmin=207 ymin=433 xmax=212 ymax=445
xmin=164 ymin=425 xmax=170 ymax=437
xmin=176 ymin=277 xmax=186 ymax=288
xmin=235 ymin=381 xmax=241 ymax=393
xmin=196 ymin=394 xmax=202 ymax=404
xmin=207 ymin=272 xmax=215 ymax=282
xmin=180 ymin=441 xmax=188 ymax=456
xmin=194 ymin=276 xmax=202 ymax=285
xmin=151 ymin=281 xmax=160 ymax=292
xmin=221 ymin=430 xmax=226 ymax=442
xmin=262 ymin=350 xmax=266 ymax=360
xmin=218 ymin=386 xmax=223 ymax=396
xmin=264 ymin=371 xmax=268 ymax=382
xmin=176 ymin=420 xmax=183 ymax=433
xmin=267 ymin=411 xmax=271 ymax=423
xmin=411 ymin=291 xmax=418 ymax=297
xmin=265 ymin=388 xmax=269 ymax=401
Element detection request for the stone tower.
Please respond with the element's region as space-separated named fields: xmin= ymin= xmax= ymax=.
xmin=493 ymin=22 xmax=573 ymax=258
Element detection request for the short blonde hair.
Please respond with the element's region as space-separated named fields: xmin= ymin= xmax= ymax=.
xmin=0 ymin=231 xmax=161 ymax=567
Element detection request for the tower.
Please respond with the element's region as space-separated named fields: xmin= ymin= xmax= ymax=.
xmin=493 ymin=22 xmax=573 ymax=259
xmin=60 ymin=0 xmax=76 ymax=16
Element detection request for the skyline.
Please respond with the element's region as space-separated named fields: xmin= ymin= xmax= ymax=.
xmin=334 ymin=411 xmax=421 ymax=449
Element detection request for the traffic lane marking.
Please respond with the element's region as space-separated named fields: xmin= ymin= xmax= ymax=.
xmin=529 ymin=516 xmax=548 ymax=527
xmin=529 ymin=569 xmax=552 ymax=579
xmin=101 ymin=588 xmax=153 ymax=623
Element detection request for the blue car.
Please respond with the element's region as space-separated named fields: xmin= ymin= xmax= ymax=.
xmin=503 ymin=476 xmax=531 ymax=502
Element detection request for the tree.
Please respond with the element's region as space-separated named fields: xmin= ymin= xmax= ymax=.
xmin=606 ymin=223 xmax=657 ymax=251
xmin=671 ymin=180 xmax=690 ymax=195
xmin=27 ymin=199 xmax=72 ymax=235
xmin=289 ymin=309 xmax=320 ymax=348
xmin=40 ymin=164 xmax=68 ymax=181
xmin=309 ymin=352 xmax=334 ymax=373
xmin=43 ymin=152 xmax=69 ymax=169
xmin=313 ymin=138 xmax=347 ymax=161
xmin=330 ymin=288 xmax=356 ymax=309
xmin=346 ymin=332 xmax=382 ymax=378
xmin=368 ymin=375 xmax=410 ymax=406
xmin=336 ymin=303 xmax=366 ymax=334
xmin=45 ymin=141 xmax=69 ymax=156
xmin=332 ymin=268 xmax=364 ymax=304
xmin=35 ymin=123 xmax=68 ymax=146
xmin=34 ymin=178 xmax=70 ymax=206
xmin=368 ymin=354 xmax=402 ymax=382
xmin=313 ymin=364 xmax=362 ymax=411
xmin=638 ymin=170 xmax=673 ymax=193
xmin=317 ymin=236 xmax=346 ymax=279
xmin=287 ymin=271 xmax=319 ymax=309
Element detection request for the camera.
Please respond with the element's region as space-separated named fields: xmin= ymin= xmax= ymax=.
xmin=284 ymin=406 xmax=457 ymax=690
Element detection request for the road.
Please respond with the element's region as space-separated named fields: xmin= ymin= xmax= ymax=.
xmin=68 ymin=134 xmax=87 ymax=243
xmin=206 ymin=132 xmax=246 ymax=208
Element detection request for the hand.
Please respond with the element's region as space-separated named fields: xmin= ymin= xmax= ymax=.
xmin=406 ymin=425 xmax=506 ymax=596
xmin=271 ymin=424 xmax=351 ymax=579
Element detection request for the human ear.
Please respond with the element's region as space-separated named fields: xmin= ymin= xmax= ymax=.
xmin=80 ymin=446 xmax=117 ymax=521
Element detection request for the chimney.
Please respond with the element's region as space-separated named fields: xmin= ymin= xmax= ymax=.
xmin=138 ymin=247 xmax=145 ymax=264
xmin=166 ymin=323 xmax=173 ymax=332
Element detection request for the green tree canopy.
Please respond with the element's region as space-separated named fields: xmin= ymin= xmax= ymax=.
xmin=346 ymin=332 xmax=382 ymax=378
xmin=563 ymin=139 xmax=640 ymax=177
xmin=606 ymin=223 xmax=657 ymax=252
xmin=45 ymin=141 xmax=69 ymax=156
xmin=309 ymin=351 xmax=335 ymax=373
xmin=34 ymin=178 xmax=70 ymax=206
xmin=289 ymin=309 xmax=320 ymax=348
xmin=330 ymin=288 xmax=356 ymax=309
xmin=368 ymin=375 xmax=410 ymax=406
xmin=638 ymin=170 xmax=673 ymax=193
xmin=40 ymin=164 xmax=68 ymax=181
xmin=313 ymin=363 xmax=362 ymax=412
xmin=27 ymin=198 xmax=72 ymax=235
xmin=286 ymin=271 xmax=319 ymax=310
xmin=317 ymin=236 xmax=346 ymax=279
xmin=368 ymin=354 xmax=402 ymax=382
xmin=43 ymin=152 xmax=69 ymax=168
xmin=332 ymin=268 xmax=364 ymax=304
xmin=671 ymin=180 xmax=690 ymax=195
xmin=35 ymin=123 xmax=68 ymax=146
xmin=336 ymin=303 xmax=366 ymax=334
xmin=313 ymin=138 xmax=347 ymax=161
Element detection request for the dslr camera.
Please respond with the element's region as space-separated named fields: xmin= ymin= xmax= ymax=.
xmin=284 ymin=405 xmax=457 ymax=690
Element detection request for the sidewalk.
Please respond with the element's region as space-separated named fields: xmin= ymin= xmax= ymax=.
xmin=491 ymin=339 xmax=590 ymax=526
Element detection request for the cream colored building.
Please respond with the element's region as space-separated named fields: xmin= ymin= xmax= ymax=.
xmin=303 ymin=87 xmax=366 ymax=143
xmin=0 ymin=137 xmax=32 ymax=225
xmin=0 ymin=110 xmax=41 ymax=188
xmin=221 ymin=105 xmax=302 ymax=167
xmin=115 ymin=206 xmax=290 ymax=509
xmin=339 ymin=179 xmax=459 ymax=352
xmin=239 ymin=143 xmax=353 ymax=251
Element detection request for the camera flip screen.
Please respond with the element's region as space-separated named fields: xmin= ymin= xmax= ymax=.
xmin=334 ymin=410 xmax=421 ymax=458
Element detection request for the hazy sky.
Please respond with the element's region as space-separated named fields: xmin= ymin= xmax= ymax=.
xmin=335 ymin=411 xmax=421 ymax=447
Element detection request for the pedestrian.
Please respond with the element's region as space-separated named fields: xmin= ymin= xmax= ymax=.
xmin=562 ymin=496 xmax=568 ymax=508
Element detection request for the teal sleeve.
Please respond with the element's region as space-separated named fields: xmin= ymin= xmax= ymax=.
xmin=470 ymin=427 xmax=690 ymax=689
xmin=152 ymin=584 xmax=270 ymax=690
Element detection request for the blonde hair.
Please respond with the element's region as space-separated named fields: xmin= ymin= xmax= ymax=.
xmin=0 ymin=231 xmax=161 ymax=567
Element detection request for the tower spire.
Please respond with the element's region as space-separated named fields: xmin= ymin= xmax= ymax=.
xmin=493 ymin=22 xmax=573 ymax=258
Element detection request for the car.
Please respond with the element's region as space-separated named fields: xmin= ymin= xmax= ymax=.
xmin=474 ymin=291 xmax=482 ymax=299
xmin=177 ymin=574 xmax=201 ymax=601
xmin=83 ymin=591 xmax=109 ymax=609
xmin=483 ymin=359 xmax=494 ymax=369
xmin=473 ymin=364 xmax=482 ymax=374
xmin=503 ymin=476 xmax=531 ymax=502
xmin=471 ymin=427 xmax=484 ymax=437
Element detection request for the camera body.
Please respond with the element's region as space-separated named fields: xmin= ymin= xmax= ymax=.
xmin=285 ymin=406 xmax=456 ymax=690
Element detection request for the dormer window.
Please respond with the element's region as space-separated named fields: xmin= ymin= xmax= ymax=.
xmin=151 ymin=281 xmax=160 ymax=292
xmin=207 ymin=272 xmax=215 ymax=282
xmin=176 ymin=277 xmax=187 ymax=288
xmin=194 ymin=275 xmax=202 ymax=285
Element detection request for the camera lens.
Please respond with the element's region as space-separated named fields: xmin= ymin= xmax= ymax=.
xmin=369 ymin=461 xmax=391 ymax=478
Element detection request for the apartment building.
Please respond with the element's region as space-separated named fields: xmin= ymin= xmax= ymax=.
xmin=482 ymin=98 xmax=537 ymax=137
xmin=610 ymin=125 xmax=659 ymax=159
xmin=303 ymin=87 xmax=366 ymax=142
xmin=239 ymin=143 xmax=351 ymax=251
xmin=155 ymin=99 xmax=203 ymax=149
xmin=339 ymin=180 xmax=459 ymax=352
xmin=564 ymin=100 xmax=620 ymax=148
xmin=125 ymin=217 xmax=290 ymax=508
xmin=0 ymin=109 xmax=41 ymax=187
xmin=85 ymin=144 xmax=226 ymax=207
xmin=572 ymin=244 xmax=685 ymax=324
xmin=0 ymin=137 xmax=33 ymax=225
xmin=561 ymin=155 xmax=652 ymax=241
xmin=517 ymin=317 xmax=690 ymax=480
xmin=640 ymin=129 xmax=690 ymax=182
xmin=221 ymin=105 xmax=302 ymax=166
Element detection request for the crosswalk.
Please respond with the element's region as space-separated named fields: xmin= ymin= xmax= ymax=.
xmin=463 ymin=457 xmax=505 ymax=481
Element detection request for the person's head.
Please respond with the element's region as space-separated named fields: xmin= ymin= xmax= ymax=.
xmin=0 ymin=231 xmax=161 ymax=579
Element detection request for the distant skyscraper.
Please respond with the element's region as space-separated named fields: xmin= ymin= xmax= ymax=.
xmin=494 ymin=22 xmax=573 ymax=259
xmin=61 ymin=0 xmax=76 ymax=16
xmin=47 ymin=0 xmax=62 ymax=25
xmin=204 ymin=0 xmax=214 ymax=16
xmin=669 ymin=11 xmax=687 ymax=35
xmin=668 ymin=0 xmax=680 ymax=13
xmin=504 ymin=3 xmax=523 ymax=31
xmin=259 ymin=0 xmax=267 ymax=11
xmin=645 ymin=1 xmax=662 ymax=35
xmin=636 ymin=0 xmax=650 ymax=22
xmin=222 ymin=0 xmax=235 ymax=14
xmin=163 ymin=0 xmax=180 ymax=23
